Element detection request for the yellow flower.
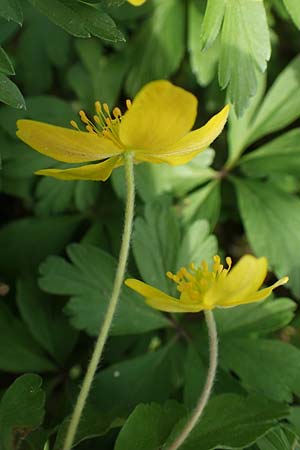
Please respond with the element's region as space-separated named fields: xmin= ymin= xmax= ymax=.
xmin=16 ymin=80 xmax=229 ymax=181
xmin=128 ymin=0 xmax=146 ymax=5
xmin=125 ymin=255 xmax=288 ymax=312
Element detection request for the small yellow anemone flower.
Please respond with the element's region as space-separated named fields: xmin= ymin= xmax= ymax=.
xmin=128 ymin=0 xmax=146 ymax=5
xmin=16 ymin=80 xmax=229 ymax=181
xmin=125 ymin=255 xmax=288 ymax=312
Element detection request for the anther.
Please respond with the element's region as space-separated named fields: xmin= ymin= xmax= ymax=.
xmin=126 ymin=99 xmax=132 ymax=110
xmin=93 ymin=115 xmax=101 ymax=125
xmin=103 ymin=103 xmax=110 ymax=115
xmin=226 ymin=257 xmax=232 ymax=270
xmin=95 ymin=101 xmax=101 ymax=114
xmin=79 ymin=110 xmax=89 ymax=125
xmin=113 ymin=107 xmax=122 ymax=119
xmin=70 ymin=120 xmax=80 ymax=130
xmin=86 ymin=125 xmax=95 ymax=134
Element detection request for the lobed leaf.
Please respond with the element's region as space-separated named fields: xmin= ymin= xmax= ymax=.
xmin=39 ymin=243 xmax=170 ymax=336
xmin=233 ymin=178 xmax=300 ymax=297
xmin=166 ymin=394 xmax=289 ymax=450
xmin=0 ymin=374 xmax=45 ymax=450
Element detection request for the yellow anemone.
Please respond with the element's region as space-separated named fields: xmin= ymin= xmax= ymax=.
xmin=16 ymin=80 xmax=229 ymax=181
xmin=128 ymin=0 xmax=146 ymax=5
xmin=125 ymin=255 xmax=288 ymax=312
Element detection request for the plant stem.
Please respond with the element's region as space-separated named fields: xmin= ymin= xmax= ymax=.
xmin=167 ymin=310 xmax=218 ymax=450
xmin=62 ymin=152 xmax=135 ymax=450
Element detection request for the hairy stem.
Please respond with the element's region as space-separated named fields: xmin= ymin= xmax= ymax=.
xmin=62 ymin=152 xmax=135 ymax=450
xmin=167 ymin=310 xmax=218 ymax=450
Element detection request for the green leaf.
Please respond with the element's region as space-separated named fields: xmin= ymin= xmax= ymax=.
xmin=181 ymin=180 xmax=221 ymax=230
xmin=132 ymin=199 xmax=180 ymax=292
xmin=27 ymin=0 xmax=89 ymax=37
xmin=246 ymin=56 xmax=300 ymax=145
xmin=165 ymin=394 xmax=289 ymax=450
xmin=112 ymin=151 xmax=216 ymax=202
xmin=28 ymin=0 xmax=124 ymax=41
xmin=227 ymin=74 xmax=266 ymax=167
xmin=219 ymin=0 xmax=270 ymax=116
xmin=0 ymin=0 xmax=23 ymax=24
xmin=233 ymin=178 xmax=300 ymax=296
xmin=0 ymin=73 xmax=25 ymax=109
xmin=220 ymin=338 xmax=300 ymax=402
xmin=16 ymin=11 xmax=71 ymax=95
xmin=283 ymin=0 xmax=300 ymax=28
xmin=0 ymin=46 xmax=14 ymax=75
xmin=183 ymin=344 xmax=206 ymax=409
xmin=289 ymin=406 xmax=300 ymax=436
xmin=240 ymin=129 xmax=300 ymax=178
xmin=67 ymin=1 xmax=125 ymax=42
xmin=0 ymin=374 xmax=45 ymax=450
xmin=132 ymin=199 xmax=217 ymax=293
xmin=125 ymin=0 xmax=184 ymax=97
xmin=68 ymin=39 xmax=129 ymax=110
xmin=0 ymin=95 xmax=76 ymax=137
xmin=0 ymin=216 xmax=82 ymax=277
xmin=16 ymin=276 xmax=78 ymax=365
xmin=91 ymin=345 xmax=179 ymax=416
xmin=114 ymin=401 xmax=186 ymax=450
xmin=257 ymin=427 xmax=298 ymax=450
xmin=188 ymin=0 xmax=219 ymax=87
xmin=200 ymin=0 xmax=225 ymax=50
xmin=0 ymin=302 xmax=56 ymax=372
xmin=176 ymin=220 xmax=218 ymax=269
xmin=215 ymin=297 xmax=296 ymax=337
xmin=39 ymin=243 xmax=170 ymax=336
xmin=35 ymin=177 xmax=100 ymax=215
xmin=54 ymin=404 xmax=123 ymax=450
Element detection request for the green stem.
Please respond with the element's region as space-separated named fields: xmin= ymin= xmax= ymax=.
xmin=167 ymin=310 xmax=218 ymax=450
xmin=62 ymin=152 xmax=135 ymax=450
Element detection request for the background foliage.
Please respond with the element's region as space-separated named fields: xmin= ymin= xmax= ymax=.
xmin=1 ymin=0 xmax=300 ymax=449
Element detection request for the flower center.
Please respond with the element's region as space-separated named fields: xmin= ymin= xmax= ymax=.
xmin=166 ymin=255 xmax=232 ymax=304
xmin=70 ymin=99 xmax=132 ymax=148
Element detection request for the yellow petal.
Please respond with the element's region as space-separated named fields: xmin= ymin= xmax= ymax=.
xmin=17 ymin=120 xmax=122 ymax=163
xmin=35 ymin=156 xmax=122 ymax=181
xmin=223 ymin=277 xmax=289 ymax=307
xmin=204 ymin=255 xmax=268 ymax=307
xmin=125 ymin=278 xmax=202 ymax=313
xmin=120 ymin=80 xmax=197 ymax=150
xmin=128 ymin=0 xmax=146 ymax=4
xmin=136 ymin=105 xmax=229 ymax=166
xmin=135 ymin=149 xmax=201 ymax=166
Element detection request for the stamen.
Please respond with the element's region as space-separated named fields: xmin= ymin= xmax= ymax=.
xmin=189 ymin=262 xmax=196 ymax=271
xmin=201 ymin=261 xmax=209 ymax=272
xmin=71 ymin=99 xmax=127 ymax=148
xmin=79 ymin=110 xmax=89 ymax=125
xmin=93 ymin=115 xmax=101 ymax=125
xmin=165 ymin=255 xmax=232 ymax=306
xmin=95 ymin=101 xmax=101 ymax=114
xmin=103 ymin=103 xmax=110 ymax=115
xmin=126 ymin=99 xmax=132 ymax=110
xmin=226 ymin=257 xmax=232 ymax=270
xmin=113 ymin=107 xmax=122 ymax=119
xmin=86 ymin=125 xmax=96 ymax=134
xmin=70 ymin=120 xmax=80 ymax=131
